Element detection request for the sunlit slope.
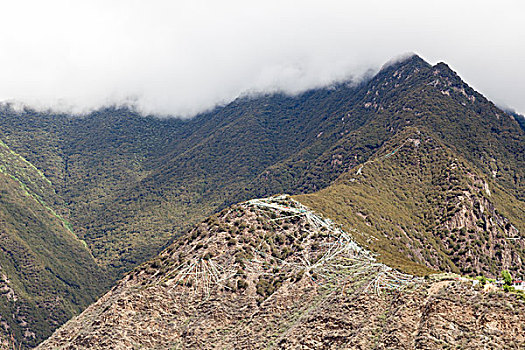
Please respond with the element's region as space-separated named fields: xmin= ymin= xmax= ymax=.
xmin=297 ymin=127 xmax=524 ymax=278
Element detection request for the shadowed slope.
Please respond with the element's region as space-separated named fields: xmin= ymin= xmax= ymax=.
xmin=0 ymin=140 xmax=108 ymax=349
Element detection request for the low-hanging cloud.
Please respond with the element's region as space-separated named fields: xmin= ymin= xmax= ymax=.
xmin=0 ymin=0 xmax=523 ymax=117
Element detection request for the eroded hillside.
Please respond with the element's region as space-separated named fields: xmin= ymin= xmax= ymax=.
xmin=38 ymin=196 xmax=524 ymax=349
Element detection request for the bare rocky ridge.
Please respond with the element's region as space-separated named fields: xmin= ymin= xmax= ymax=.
xmin=38 ymin=196 xmax=525 ymax=349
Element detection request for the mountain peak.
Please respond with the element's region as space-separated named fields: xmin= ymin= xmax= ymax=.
xmin=379 ymin=53 xmax=431 ymax=73
xmin=432 ymin=61 xmax=461 ymax=79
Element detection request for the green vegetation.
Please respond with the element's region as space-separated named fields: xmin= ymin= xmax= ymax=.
xmin=0 ymin=56 xmax=521 ymax=278
xmin=501 ymin=269 xmax=513 ymax=293
xmin=0 ymin=141 xmax=109 ymax=348
xmin=1 ymin=55 xmax=521 ymax=279
xmin=0 ymin=54 xmax=523 ymax=347
xmin=296 ymin=127 xmax=524 ymax=278
xmin=501 ymin=270 xmax=512 ymax=286
xmin=477 ymin=275 xmax=487 ymax=286
xmin=499 ymin=270 xmax=524 ymax=299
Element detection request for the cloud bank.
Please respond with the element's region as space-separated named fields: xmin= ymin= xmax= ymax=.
xmin=0 ymin=0 xmax=523 ymax=117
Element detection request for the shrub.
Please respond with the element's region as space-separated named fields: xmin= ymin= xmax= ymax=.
xmin=501 ymin=270 xmax=512 ymax=286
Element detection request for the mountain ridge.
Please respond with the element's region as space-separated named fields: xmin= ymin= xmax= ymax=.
xmin=0 ymin=54 xmax=523 ymax=348
xmin=0 ymin=54 xmax=522 ymax=274
xmin=297 ymin=125 xmax=524 ymax=277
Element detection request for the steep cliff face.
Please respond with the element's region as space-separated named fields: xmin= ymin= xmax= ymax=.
xmin=38 ymin=196 xmax=524 ymax=349
xmin=436 ymin=176 xmax=523 ymax=276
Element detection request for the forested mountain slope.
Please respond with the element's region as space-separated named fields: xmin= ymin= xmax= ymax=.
xmin=297 ymin=127 xmax=525 ymax=278
xmin=0 ymin=82 xmax=367 ymax=272
xmin=0 ymin=54 xmax=523 ymax=348
xmin=0 ymin=140 xmax=108 ymax=348
xmin=1 ymin=55 xmax=522 ymax=277
xmin=249 ymin=56 xmax=524 ymax=201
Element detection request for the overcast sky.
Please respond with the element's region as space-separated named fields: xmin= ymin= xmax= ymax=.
xmin=0 ymin=0 xmax=523 ymax=117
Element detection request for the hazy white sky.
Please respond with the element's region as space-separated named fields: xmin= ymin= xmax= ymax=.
xmin=0 ymin=0 xmax=523 ymax=117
